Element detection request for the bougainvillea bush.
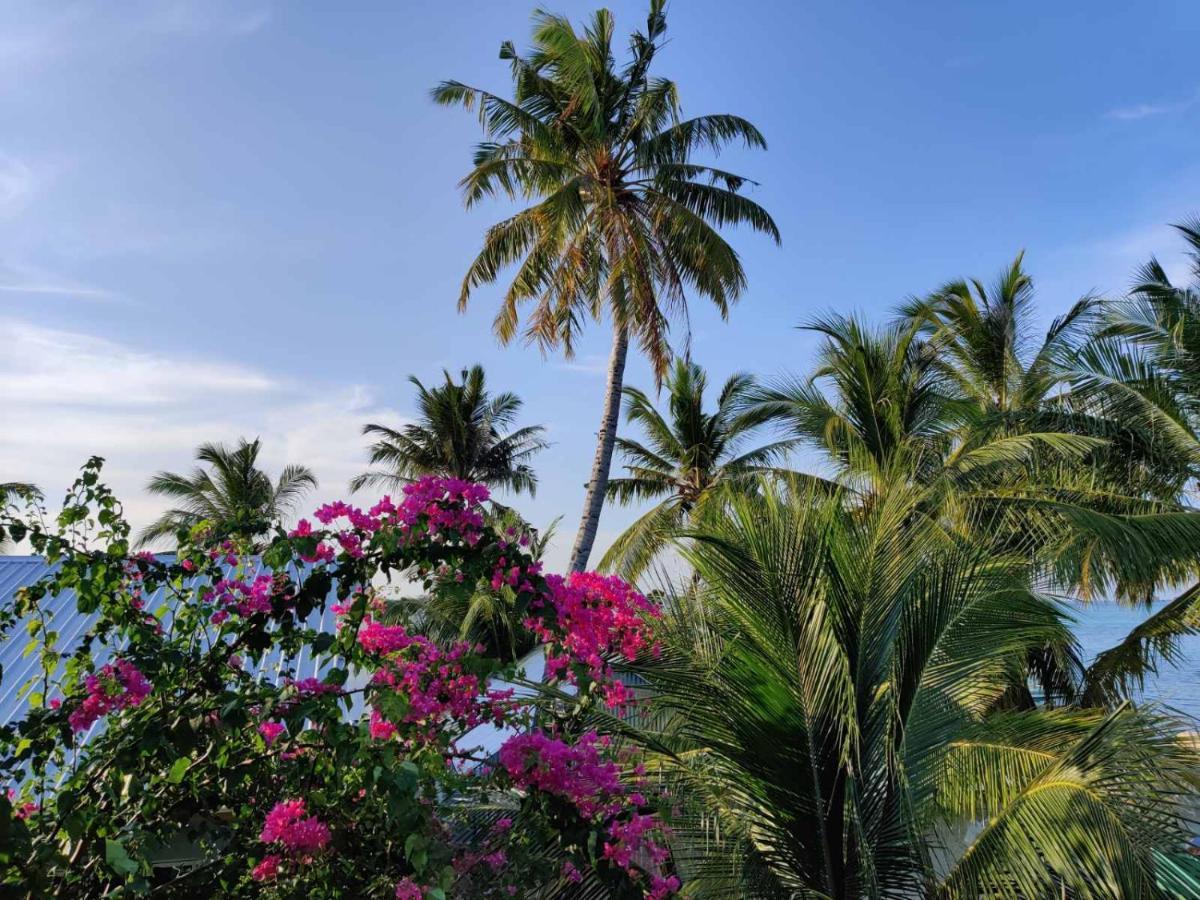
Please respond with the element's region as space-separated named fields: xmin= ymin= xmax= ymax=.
xmin=0 ymin=459 xmax=680 ymax=898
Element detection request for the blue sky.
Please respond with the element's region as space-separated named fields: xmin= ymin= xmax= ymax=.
xmin=2 ymin=0 xmax=1198 ymax=570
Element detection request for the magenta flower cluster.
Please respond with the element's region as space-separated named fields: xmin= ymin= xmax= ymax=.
xmin=498 ymin=731 xmax=625 ymax=818
xmin=202 ymin=573 xmax=281 ymax=625
xmin=358 ymin=620 xmax=512 ymax=741
xmin=304 ymin=477 xmax=490 ymax=555
xmin=393 ymin=878 xmax=424 ymax=899
xmin=67 ymin=659 xmax=152 ymax=733
xmin=258 ymin=721 xmax=286 ymax=745
xmin=498 ymin=729 xmax=677 ymax=895
xmin=253 ymin=799 xmax=332 ymax=881
xmin=6 ymin=788 xmax=37 ymax=820
xmin=242 ymin=476 xmax=678 ymax=897
xmin=288 ymin=677 xmax=343 ymax=697
xmin=526 ymin=572 xmax=662 ymax=708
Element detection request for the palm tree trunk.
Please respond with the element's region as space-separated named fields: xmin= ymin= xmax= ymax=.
xmin=569 ymin=322 xmax=629 ymax=572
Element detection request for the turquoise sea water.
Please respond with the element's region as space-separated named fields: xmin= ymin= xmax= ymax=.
xmin=1070 ymin=599 xmax=1200 ymax=723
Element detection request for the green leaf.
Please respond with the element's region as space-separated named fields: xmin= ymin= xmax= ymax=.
xmin=105 ymin=839 xmax=139 ymax=877
xmin=405 ymin=833 xmax=428 ymax=873
xmin=167 ymin=757 xmax=189 ymax=784
xmin=312 ymin=633 xmax=335 ymax=654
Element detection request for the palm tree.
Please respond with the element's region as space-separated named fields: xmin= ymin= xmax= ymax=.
xmin=903 ymin=253 xmax=1094 ymax=421
xmin=351 ymin=365 xmax=547 ymax=496
xmin=1075 ymin=216 xmax=1200 ymax=477
xmin=622 ymin=478 xmax=1195 ymax=897
xmin=599 ymin=358 xmax=794 ymax=580
xmin=138 ymin=438 xmax=317 ymax=548
xmin=754 ymin=272 xmax=1200 ymax=709
xmin=396 ymin=509 xmax=558 ymax=664
xmin=434 ymin=1 xmax=778 ymax=570
xmin=1067 ymin=218 xmax=1200 ymax=704
xmin=749 ymin=313 xmax=956 ymax=487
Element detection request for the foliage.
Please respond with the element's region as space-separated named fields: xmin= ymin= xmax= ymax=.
xmin=391 ymin=507 xmax=557 ymax=665
xmin=0 ymin=460 xmax=677 ymax=898
xmin=600 ymin=358 xmax=795 ymax=579
xmin=352 ymin=365 xmax=548 ymax=497
xmin=0 ymin=483 xmax=40 ymax=553
xmin=749 ymin=313 xmax=953 ymax=484
xmin=138 ymin=438 xmax=317 ymax=549
xmin=622 ymin=479 xmax=1198 ymax=898
xmin=746 ymin=253 xmax=1200 ymax=706
xmin=434 ymin=0 xmax=778 ymax=377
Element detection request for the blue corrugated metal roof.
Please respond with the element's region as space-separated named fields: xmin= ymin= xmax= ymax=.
xmin=0 ymin=554 xmax=350 ymax=737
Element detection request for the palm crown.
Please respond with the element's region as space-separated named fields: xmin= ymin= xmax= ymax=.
xmin=750 ymin=314 xmax=955 ymax=485
xmin=433 ymin=1 xmax=778 ymax=371
xmin=905 ymin=253 xmax=1092 ymax=418
xmin=746 ymin=254 xmax=1200 ymax=708
xmin=600 ymin=358 xmax=794 ymax=578
xmin=1075 ymin=217 xmax=1200 ymax=484
xmin=138 ymin=439 xmax=317 ymax=548
xmin=351 ymin=365 xmax=547 ymax=496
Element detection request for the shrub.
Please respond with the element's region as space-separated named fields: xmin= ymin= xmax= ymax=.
xmin=0 ymin=459 xmax=676 ymax=898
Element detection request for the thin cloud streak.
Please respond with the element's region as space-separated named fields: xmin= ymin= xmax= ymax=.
xmin=0 ymin=282 xmax=113 ymax=298
xmin=1105 ymin=88 xmax=1199 ymax=121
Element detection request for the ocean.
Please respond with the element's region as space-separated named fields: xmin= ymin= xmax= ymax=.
xmin=1070 ymin=598 xmax=1200 ymax=724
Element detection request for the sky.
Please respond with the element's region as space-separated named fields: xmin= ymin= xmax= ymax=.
xmin=1 ymin=0 xmax=1198 ymax=572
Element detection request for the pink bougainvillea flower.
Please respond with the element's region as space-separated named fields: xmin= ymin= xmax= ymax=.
xmin=260 ymin=799 xmax=331 ymax=855
xmin=6 ymin=788 xmax=38 ymax=820
xmin=68 ymin=659 xmax=152 ymax=733
xmin=258 ymin=721 xmax=286 ymax=745
xmin=251 ymin=853 xmax=285 ymax=882
xmin=289 ymin=677 xmax=343 ymax=697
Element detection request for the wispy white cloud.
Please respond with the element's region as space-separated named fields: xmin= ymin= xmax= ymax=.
xmin=1 ymin=319 xmax=278 ymax=406
xmin=0 ymin=282 xmax=112 ymax=298
xmin=1105 ymin=89 xmax=1199 ymax=122
xmin=0 ymin=261 xmax=115 ymax=300
xmin=1041 ymin=218 xmax=1195 ymax=304
xmin=0 ymin=151 xmax=123 ymax=301
xmin=1106 ymin=102 xmax=1175 ymax=121
xmin=0 ymin=319 xmax=407 ymax=535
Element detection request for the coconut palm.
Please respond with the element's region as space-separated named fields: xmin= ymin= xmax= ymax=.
xmin=351 ymin=365 xmax=547 ymax=496
xmin=1066 ymin=219 xmax=1200 ymax=704
xmin=1074 ymin=217 xmax=1200 ymax=476
xmin=599 ymin=358 xmax=795 ymax=580
xmin=435 ymin=1 xmax=778 ymax=570
xmin=621 ymin=478 xmax=1195 ymax=897
xmin=138 ymin=439 xmax=317 ymax=548
xmin=396 ymin=510 xmax=558 ymax=664
xmin=902 ymin=253 xmax=1093 ymax=421
xmin=754 ymin=275 xmax=1200 ymax=708
xmin=749 ymin=314 xmax=956 ymax=487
